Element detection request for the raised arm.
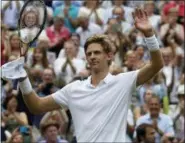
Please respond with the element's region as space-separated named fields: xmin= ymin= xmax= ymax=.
xmin=132 ymin=8 xmax=164 ymax=86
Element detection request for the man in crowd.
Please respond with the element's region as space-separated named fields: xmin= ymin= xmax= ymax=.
xmin=136 ymin=123 xmax=156 ymax=143
xmin=135 ymin=95 xmax=175 ymax=142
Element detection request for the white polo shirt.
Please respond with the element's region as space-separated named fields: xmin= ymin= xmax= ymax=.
xmin=52 ymin=70 xmax=139 ymax=142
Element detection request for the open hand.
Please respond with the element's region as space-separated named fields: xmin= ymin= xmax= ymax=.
xmin=132 ymin=8 xmax=154 ymax=37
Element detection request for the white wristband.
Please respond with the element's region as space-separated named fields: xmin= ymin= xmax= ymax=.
xmin=144 ymin=35 xmax=159 ymax=51
xmin=19 ymin=77 xmax=33 ymax=95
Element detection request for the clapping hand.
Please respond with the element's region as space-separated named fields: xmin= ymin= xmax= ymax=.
xmin=132 ymin=8 xmax=154 ymax=37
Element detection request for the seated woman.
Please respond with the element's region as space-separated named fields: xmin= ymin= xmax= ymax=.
xmin=2 ymin=95 xmax=28 ymax=135
xmin=20 ymin=9 xmax=40 ymax=43
xmin=27 ymin=45 xmax=50 ymax=87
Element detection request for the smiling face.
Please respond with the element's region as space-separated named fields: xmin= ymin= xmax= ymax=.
xmin=25 ymin=12 xmax=37 ymax=28
xmin=86 ymin=43 xmax=111 ymax=73
xmin=44 ymin=125 xmax=58 ymax=142
xmin=42 ymin=69 xmax=54 ymax=84
xmin=148 ymin=97 xmax=161 ymax=118
xmin=64 ymin=41 xmax=77 ymax=58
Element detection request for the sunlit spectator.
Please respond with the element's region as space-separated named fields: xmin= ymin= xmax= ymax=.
xmin=53 ymin=0 xmax=79 ymax=33
xmin=78 ymin=0 xmax=105 ymax=26
xmin=76 ymin=14 xmax=102 ymax=46
xmin=135 ymin=96 xmax=175 ymax=143
xmin=1 ymin=1 xmax=24 ymax=30
xmin=2 ymin=96 xmax=28 ymax=135
xmin=58 ymin=33 xmax=85 ymax=60
xmin=46 ymin=16 xmax=70 ymax=57
xmin=54 ymin=40 xmax=86 ymax=84
xmin=39 ymin=119 xmax=68 ymax=143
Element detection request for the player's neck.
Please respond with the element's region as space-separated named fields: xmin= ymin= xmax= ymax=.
xmin=91 ymin=69 xmax=109 ymax=87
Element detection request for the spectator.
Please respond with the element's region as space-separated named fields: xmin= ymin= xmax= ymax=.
xmin=135 ymin=95 xmax=175 ymax=143
xmin=6 ymin=33 xmax=20 ymax=59
xmin=53 ymin=0 xmax=79 ymax=33
xmin=52 ymin=1 xmax=83 ymax=10
xmin=2 ymin=95 xmax=28 ymax=135
xmin=76 ymin=14 xmax=102 ymax=46
xmin=143 ymin=1 xmax=161 ymax=33
xmin=169 ymin=84 xmax=184 ymax=142
xmin=39 ymin=119 xmax=68 ymax=143
xmin=46 ymin=16 xmax=70 ymax=57
xmin=104 ymin=0 xmax=134 ymax=24
xmin=78 ymin=0 xmax=105 ymax=26
xmin=112 ymin=6 xmax=132 ymax=34
xmin=58 ymin=33 xmax=85 ymax=60
xmin=134 ymin=45 xmax=148 ymax=66
xmin=105 ymin=21 xmax=131 ymax=67
xmin=36 ymin=68 xmax=58 ymax=96
xmin=6 ymin=126 xmax=34 ymax=143
xmin=161 ymin=47 xmax=180 ymax=103
xmin=136 ymin=123 xmax=156 ymax=143
xmin=160 ymin=7 xmax=184 ymax=44
xmin=123 ymin=50 xmax=137 ymax=72
xmin=134 ymin=89 xmax=153 ymax=121
xmin=53 ymin=40 xmax=85 ymax=84
xmin=1 ymin=1 xmax=24 ymax=30
xmin=6 ymin=128 xmax=24 ymax=143
xmin=20 ymin=9 xmax=40 ymax=43
xmin=40 ymin=109 xmax=69 ymax=139
xmin=1 ymin=24 xmax=10 ymax=65
xmin=28 ymin=45 xmax=49 ymax=87
xmin=33 ymin=68 xmax=59 ymax=128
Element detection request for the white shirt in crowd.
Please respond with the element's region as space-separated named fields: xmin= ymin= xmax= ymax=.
xmin=20 ymin=27 xmax=40 ymax=43
xmin=76 ymin=23 xmax=103 ymax=46
xmin=2 ymin=1 xmax=24 ymax=29
xmin=51 ymin=70 xmax=139 ymax=142
xmin=105 ymin=5 xmax=134 ymax=25
xmin=148 ymin=15 xmax=161 ymax=33
xmin=78 ymin=6 xmax=106 ymax=25
xmin=58 ymin=47 xmax=86 ymax=60
xmin=53 ymin=58 xmax=86 ymax=84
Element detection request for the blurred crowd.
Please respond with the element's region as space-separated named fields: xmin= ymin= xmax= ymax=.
xmin=1 ymin=0 xmax=184 ymax=143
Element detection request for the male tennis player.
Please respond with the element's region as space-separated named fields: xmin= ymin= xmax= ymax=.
xmin=1 ymin=8 xmax=164 ymax=142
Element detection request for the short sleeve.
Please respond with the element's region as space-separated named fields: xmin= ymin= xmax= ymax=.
xmin=117 ymin=70 xmax=139 ymax=92
xmin=51 ymin=84 xmax=71 ymax=108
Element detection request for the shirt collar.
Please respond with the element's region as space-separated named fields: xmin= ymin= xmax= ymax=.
xmin=86 ymin=73 xmax=113 ymax=87
xmin=147 ymin=113 xmax=162 ymax=120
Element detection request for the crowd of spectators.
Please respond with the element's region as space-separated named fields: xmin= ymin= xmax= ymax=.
xmin=1 ymin=0 xmax=184 ymax=143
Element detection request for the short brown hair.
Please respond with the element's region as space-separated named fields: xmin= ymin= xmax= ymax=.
xmin=84 ymin=34 xmax=113 ymax=52
xmin=136 ymin=123 xmax=154 ymax=142
xmin=40 ymin=119 xmax=60 ymax=135
xmin=84 ymin=34 xmax=113 ymax=65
